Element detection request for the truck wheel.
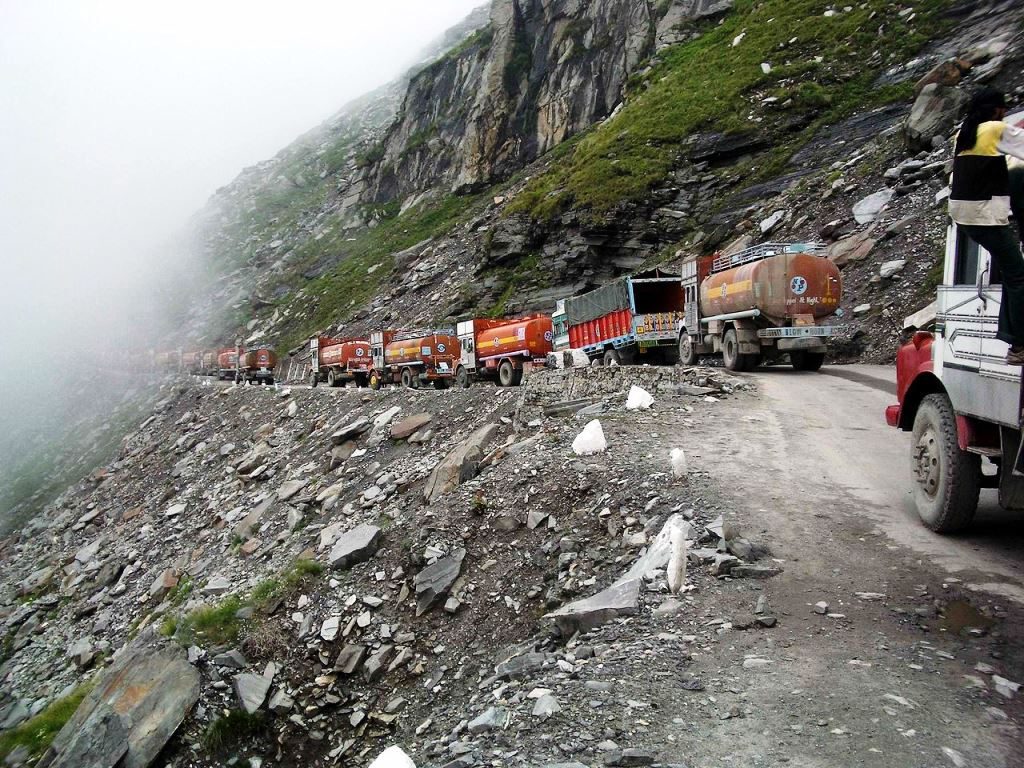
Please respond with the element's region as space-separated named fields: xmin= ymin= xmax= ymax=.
xmin=327 ymin=369 xmax=338 ymax=387
xmin=369 ymin=371 xmax=382 ymax=390
xmin=604 ymin=350 xmax=621 ymax=366
xmin=722 ymin=330 xmax=743 ymax=372
xmin=456 ymin=366 xmax=470 ymax=388
xmin=498 ymin=360 xmax=516 ymax=387
xmin=679 ymin=335 xmax=698 ymax=366
xmin=911 ymin=393 xmax=981 ymax=533
xmin=791 ymin=351 xmax=825 ymax=371
xmin=309 ymin=371 xmax=319 ymax=388
xmin=401 ymin=368 xmax=414 ymax=388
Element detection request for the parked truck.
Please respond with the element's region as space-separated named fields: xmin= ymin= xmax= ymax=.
xmin=678 ymin=242 xmax=842 ymax=372
xmin=558 ymin=269 xmax=685 ymax=366
xmin=368 ymin=330 xmax=460 ymax=389
xmin=308 ymin=337 xmax=372 ymax=388
xmin=886 ymin=223 xmax=1024 ymax=533
xmin=201 ymin=350 xmax=218 ymax=376
xmin=240 ymin=347 xmax=278 ymax=384
xmin=217 ymin=348 xmax=240 ymax=380
xmin=455 ymin=315 xmax=554 ymax=387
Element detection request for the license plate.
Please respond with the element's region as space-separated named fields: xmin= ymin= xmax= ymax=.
xmin=437 ymin=363 xmax=449 ymax=371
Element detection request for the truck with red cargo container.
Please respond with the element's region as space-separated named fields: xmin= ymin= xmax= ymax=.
xmin=555 ymin=269 xmax=685 ymax=366
xmin=201 ymin=350 xmax=218 ymax=376
xmin=455 ymin=315 xmax=554 ymax=387
xmin=677 ymin=242 xmax=843 ymax=372
xmin=368 ymin=330 xmax=460 ymax=389
xmin=155 ymin=351 xmax=182 ymax=372
xmin=308 ymin=337 xmax=372 ymax=388
xmin=886 ymin=223 xmax=1024 ymax=533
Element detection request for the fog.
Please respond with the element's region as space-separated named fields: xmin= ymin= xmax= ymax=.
xmin=0 ymin=0 xmax=485 ymax=526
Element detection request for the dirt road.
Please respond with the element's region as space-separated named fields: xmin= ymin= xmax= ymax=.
xmin=726 ymin=364 xmax=1024 ymax=604
xmin=665 ymin=363 xmax=1024 ymax=767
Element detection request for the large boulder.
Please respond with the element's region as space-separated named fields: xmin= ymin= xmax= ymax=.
xmin=423 ymin=424 xmax=500 ymax=503
xmin=413 ymin=549 xmax=466 ymax=616
xmin=38 ymin=633 xmax=200 ymax=768
xmin=905 ymin=83 xmax=967 ymax=152
xmin=328 ymin=524 xmax=382 ymax=570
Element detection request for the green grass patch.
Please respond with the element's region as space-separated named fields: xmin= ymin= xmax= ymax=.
xmin=507 ymin=0 xmax=950 ymax=219
xmin=169 ymin=596 xmax=243 ymax=647
xmin=0 ymin=684 xmax=92 ymax=762
xmin=202 ymin=709 xmax=267 ymax=754
xmin=275 ymin=192 xmax=486 ymax=351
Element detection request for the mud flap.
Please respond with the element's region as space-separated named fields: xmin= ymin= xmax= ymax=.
xmin=1001 ymin=427 xmax=1024 ymax=508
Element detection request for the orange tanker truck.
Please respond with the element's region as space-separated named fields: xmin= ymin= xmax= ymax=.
xmin=368 ymin=330 xmax=460 ymax=389
xmin=217 ymin=348 xmax=240 ymax=380
xmin=455 ymin=315 xmax=553 ymax=387
xmin=678 ymin=242 xmax=842 ymax=371
xmin=308 ymin=336 xmax=372 ymax=388
xmin=240 ymin=347 xmax=278 ymax=384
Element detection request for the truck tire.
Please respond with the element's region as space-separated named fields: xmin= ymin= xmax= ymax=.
xmin=512 ymin=367 xmax=524 ymax=386
xmin=722 ymin=329 xmax=743 ymax=372
xmin=679 ymin=335 xmax=698 ymax=366
xmin=911 ymin=393 xmax=981 ymax=533
xmin=604 ymin=349 xmax=620 ymax=366
xmin=456 ymin=366 xmax=470 ymax=388
xmin=791 ymin=351 xmax=825 ymax=371
xmin=401 ymin=368 xmax=414 ymax=388
xmin=369 ymin=371 xmax=382 ymax=390
xmin=498 ymin=359 xmax=516 ymax=387
xmin=309 ymin=371 xmax=319 ymax=388
xmin=327 ymin=369 xmax=338 ymax=387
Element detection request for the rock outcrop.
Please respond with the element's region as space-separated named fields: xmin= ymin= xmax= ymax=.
xmin=364 ymin=0 xmax=655 ymax=203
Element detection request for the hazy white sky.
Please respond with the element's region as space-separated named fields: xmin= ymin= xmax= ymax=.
xmin=0 ymin=0 xmax=484 ymax=348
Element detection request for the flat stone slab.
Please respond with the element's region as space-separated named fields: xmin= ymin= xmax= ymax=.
xmin=390 ymin=412 xmax=432 ymax=439
xmin=331 ymin=418 xmax=370 ymax=444
xmin=414 ymin=549 xmax=466 ymax=616
xmin=234 ymin=673 xmax=272 ymax=714
xmin=39 ymin=633 xmax=200 ymax=768
xmin=328 ymin=524 xmax=382 ymax=570
xmin=545 ymin=578 xmax=641 ymax=636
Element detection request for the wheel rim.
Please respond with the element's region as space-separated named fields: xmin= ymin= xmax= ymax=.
xmin=913 ymin=429 xmax=941 ymax=499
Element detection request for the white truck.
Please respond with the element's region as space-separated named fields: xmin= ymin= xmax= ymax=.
xmin=886 ymin=223 xmax=1024 ymax=532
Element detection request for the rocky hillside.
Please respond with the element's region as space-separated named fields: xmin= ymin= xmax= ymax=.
xmin=184 ymin=0 xmax=1024 ymax=367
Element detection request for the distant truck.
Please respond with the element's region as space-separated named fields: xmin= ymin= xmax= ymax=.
xmin=201 ymin=350 xmax=218 ymax=376
xmin=308 ymin=337 xmax=372 ymax=388
xmin=217 ymin=347 xmax=277 ymax=383
xmin=887 ymin=223 xmax=1024 ymax=533
xmin=557 ymin=269 xmax=685 ymax=366
xmin=368 ymin=330 xmax=460 ymax=389
xmin=455 ymin=315 xmax=554 ymax=387
xmin=678 ymin=242 xmax=843 ymax=371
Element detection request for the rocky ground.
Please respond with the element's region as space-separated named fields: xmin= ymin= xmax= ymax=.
xmin=2 ymin=366 xmax=1022 ymax=767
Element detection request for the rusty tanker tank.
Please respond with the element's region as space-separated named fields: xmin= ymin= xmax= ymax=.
xmin=700 ymin=251 xmax=841 ymax=322
xmin=241 ymin=348 xmax=278 ymax=384
xmin=455 ymin=315 xmax=553 ymax=387
xmin=680 ymin=243 xmax=843 ymax=372
xmin=370 ymin=330 xmax=460 ymax=389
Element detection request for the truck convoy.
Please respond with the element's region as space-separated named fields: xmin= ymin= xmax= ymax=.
xmin=308 ymin=337 xmax=372 ymax=388
xmin=455 ymin=315 xmax=554 ymax=387
xmin=368 ymin=330 xmax=461 ymax=389
xmin=887 ymin=223 xmax=1024 ymax=533
xmin=554 ymin=269 xmax=684 ymax=366
xmin=678 ymin=242 xmax=843 ymax=371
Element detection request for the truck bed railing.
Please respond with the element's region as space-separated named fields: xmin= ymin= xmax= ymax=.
xmin=393 ymin=328 xmax=456 ymax=341
xmin=711 ymin=242 xmax=826 ymax=274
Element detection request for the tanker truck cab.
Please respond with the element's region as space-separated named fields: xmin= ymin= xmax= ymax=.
xmin=887 ymin=222 xmax=1024 ymax=533
xmin=678 ymin=242 xmax=842 ymax=372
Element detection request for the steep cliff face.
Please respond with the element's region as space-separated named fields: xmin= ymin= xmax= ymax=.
xmin=365 ymin=0 xmax=655 ymax=204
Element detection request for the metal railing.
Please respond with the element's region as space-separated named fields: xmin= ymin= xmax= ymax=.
xmin=711 ymin=242 xmax=826 ymax=274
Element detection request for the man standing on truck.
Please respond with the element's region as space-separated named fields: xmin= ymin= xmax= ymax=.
xmin=949 ymin=87 xmax=1024 ymax=364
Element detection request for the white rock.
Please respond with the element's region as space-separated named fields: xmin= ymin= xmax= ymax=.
xmin=666 ymin=525 xmax=689 ymax=595
xmin=760 ymin=62 xmax=772 ymax=74
xmin=852 ymin=188 xmax=893 ymax=224
xmin=367 ymin=746 xmax=416 ymax=768
xmin=670 ymin=448 xmax=688 ymax=480
xmin=625 ymin=385 xmax=654 ymax=410
xmin=880 ymin=259 xmax=906 ymax=279
xmin=732 ymin=31 xmax=745 ymax=47
xmin=572 ymin=420 xmax=607 ymax=456
xmin=993 ymin=675 xmax=1020 ymax=699
xmin=853 ymin=303 xmax=872 ymax=316
xmin=320 ymin=616 xmax=341 ymax=642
